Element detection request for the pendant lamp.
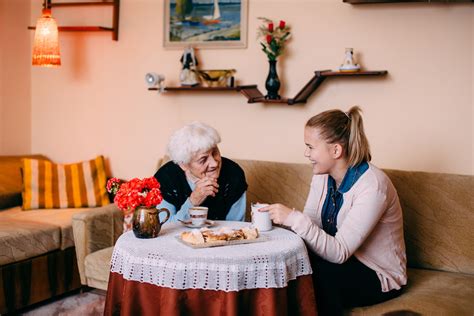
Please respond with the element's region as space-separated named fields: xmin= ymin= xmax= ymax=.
xmin=32 ymin=1 xmax=61 ymax=67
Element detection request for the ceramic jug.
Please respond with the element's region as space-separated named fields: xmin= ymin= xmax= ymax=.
xmin=132 ymin=206 xmax=170 ymax=238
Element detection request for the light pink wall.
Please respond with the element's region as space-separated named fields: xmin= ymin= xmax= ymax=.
xmin=0 ymin=0 xmax=4 ymax=152
xmin=0 ymin=0 xmax=31 ymax=155
xmin=472 ymin=14 xmax=474 ymax=175
xmin=27 ymin=0 xmax=472 ymax=178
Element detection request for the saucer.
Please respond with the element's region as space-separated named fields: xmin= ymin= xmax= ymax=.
xmin=180 ymin=219 xmax=215 ymax=229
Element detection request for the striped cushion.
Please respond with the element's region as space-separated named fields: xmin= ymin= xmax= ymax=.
xmin=21 ymin=156 xmax=110 ymax=210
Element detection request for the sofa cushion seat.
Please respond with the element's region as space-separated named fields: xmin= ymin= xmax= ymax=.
xmin=0 ymin=206 xmax=96 ymax=250
xmin=84 ymin=246 xmax=114 ymax=291
xmin=0 ymin=219 xmax=60 ymax=265
xmin=351 ymin=268 xmax=474 ymax=315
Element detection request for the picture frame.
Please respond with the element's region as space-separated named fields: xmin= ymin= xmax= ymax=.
xmin=164 ymin=0 xmax=248 ymax=49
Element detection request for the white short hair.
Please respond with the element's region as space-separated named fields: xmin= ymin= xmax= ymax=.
xmin=167 ymin=122 xmax=221 ymax=164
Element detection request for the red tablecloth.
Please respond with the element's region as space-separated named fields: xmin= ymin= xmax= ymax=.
xmin=104 ymin=272 xmax=317 ymax=316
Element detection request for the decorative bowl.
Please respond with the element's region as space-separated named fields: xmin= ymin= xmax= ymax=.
xmin=195 ymin=69 xmax=236 ymax=87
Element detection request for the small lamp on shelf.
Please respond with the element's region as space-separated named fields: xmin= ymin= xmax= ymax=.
xmin=32 ymin=0 xmax=61 ymax=67
xmin=145 ymin=73 xmax=165 ymax=93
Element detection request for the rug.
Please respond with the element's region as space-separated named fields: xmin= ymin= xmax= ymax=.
xmin=21 ymin=292 xmax=105 ymax=316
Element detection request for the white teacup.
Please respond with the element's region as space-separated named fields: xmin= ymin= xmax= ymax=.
xmin=251 ymin=203 xmax=272 ymax=231
xmin=189 ymin=206 xmax=208 ymax=226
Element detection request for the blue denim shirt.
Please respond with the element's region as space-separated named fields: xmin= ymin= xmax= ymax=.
xmin=321 ymin=161 xmax=369 ymax=236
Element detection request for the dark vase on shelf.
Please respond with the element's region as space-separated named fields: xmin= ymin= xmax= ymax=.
xmin=265 ymin=59 xmax=281 ymax=100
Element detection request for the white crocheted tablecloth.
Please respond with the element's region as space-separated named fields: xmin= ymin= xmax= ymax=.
xmin=110 ymin=221 xmax=312 ymax=292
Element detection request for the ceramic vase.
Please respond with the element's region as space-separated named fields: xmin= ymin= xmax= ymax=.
xmin=132 ymin=207 xmax=170 ymax=239
xmin=265 ymin=59 xmax=281 ymax=100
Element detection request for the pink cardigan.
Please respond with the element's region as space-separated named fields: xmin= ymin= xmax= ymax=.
xmin=283 ymin=163 xmax=407 ymax=292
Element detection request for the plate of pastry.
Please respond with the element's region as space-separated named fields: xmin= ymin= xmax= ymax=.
xmin=177 ymin=226 xmax=266 ymax=248
xmin=179 ymin=219 xmax=215 ymax=229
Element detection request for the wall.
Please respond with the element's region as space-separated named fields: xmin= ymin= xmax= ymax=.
xmin=0 ymin=0 xmax=4 ymax=153
xmin=0 ymin=0 xmax=31 ymax=155
xmin=26 ymin=0 xmax=472 ymax=178
xmin=472 ymin=13 xmax=474 ymax=175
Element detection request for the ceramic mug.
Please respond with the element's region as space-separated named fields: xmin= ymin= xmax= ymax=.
xmin=251 ymin=203 xmax=272 ymax=231
xmin=189 ymin=206 xmax=208 ymax=226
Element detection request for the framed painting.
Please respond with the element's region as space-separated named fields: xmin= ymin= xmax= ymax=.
xmin=164 ymin=0 xmax=248 ymax=49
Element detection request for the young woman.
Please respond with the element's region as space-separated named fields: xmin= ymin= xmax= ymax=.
xmin=260 ymin=106 xmax=407 ymax=315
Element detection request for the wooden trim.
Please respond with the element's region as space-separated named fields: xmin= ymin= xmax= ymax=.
xmin=112 ymin=0 xmax=120 ymax=40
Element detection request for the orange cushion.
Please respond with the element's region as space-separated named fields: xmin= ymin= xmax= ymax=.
xmin=0 ymin=155 xmax=50 ymax=209
xmin=21 ymin=156 xmax=109 ymax=210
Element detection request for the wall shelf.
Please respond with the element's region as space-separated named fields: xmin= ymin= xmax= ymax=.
xmin=151 ymin=70 xmax=388 ymax=105
xmin=344 ymin=0 xmax=470 ymax=3
xmin=49 ymin=1 xmax=117 ymax=7
xmin=160 ymin=86 xmax=257 ymax=92
xmin=28 ymin=0 xmax=120 ymax=41
xmin=28 ymin=26 xmax=114 ymax=32
xmin=149 ymin=85 xmax=259 ymax=96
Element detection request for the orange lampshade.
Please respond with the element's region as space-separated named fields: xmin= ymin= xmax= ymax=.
xmin=32 ymin=8 xmax=61 ymax=67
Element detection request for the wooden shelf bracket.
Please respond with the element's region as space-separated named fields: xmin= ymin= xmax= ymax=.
xmin=239 ymin=70 xmax=388 ymax=105
xmin=150 ymin=70 xmax=388 ymax=105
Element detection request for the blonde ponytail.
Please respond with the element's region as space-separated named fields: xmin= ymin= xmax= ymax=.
xmin=346 ymin=106 xmax=371 ymax=166
xmin=305 ymin=105 xmax=371 ymax=167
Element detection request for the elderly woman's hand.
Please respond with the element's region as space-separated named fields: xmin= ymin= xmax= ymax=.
xmin=258 ymin=203 xmax=293 ymax=225
xmin=190 ymin=177 xmax=219 ymax=206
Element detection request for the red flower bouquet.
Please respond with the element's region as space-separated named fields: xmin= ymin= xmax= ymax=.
xmin=258 ymin=17 xmax=291 ymax=61
xmin=106 ymin=177 xmax=163 ymax=216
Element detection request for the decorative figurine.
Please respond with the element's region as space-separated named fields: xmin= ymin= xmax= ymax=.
xmin=179 ymin=46 xmax=199 ymax=86
xmin=339 ymin=48 xmax=361 ymax=72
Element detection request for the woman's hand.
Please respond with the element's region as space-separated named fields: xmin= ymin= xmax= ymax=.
xmin=258 ymin=203 xmax=293 ymax=225
xmin=190 ymin=177 xmax=219 ymax=206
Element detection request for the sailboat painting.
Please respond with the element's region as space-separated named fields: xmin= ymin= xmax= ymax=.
xmin=164 ymin=0 xmax=248 ymax=48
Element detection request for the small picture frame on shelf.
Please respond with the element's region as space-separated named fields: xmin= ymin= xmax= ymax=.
xmin=164 ymin=0 xmax=248 ymax=49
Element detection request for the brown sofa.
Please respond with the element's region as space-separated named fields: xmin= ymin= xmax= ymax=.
xmin=72 ymin=158 xmax=474 ymax=315
xmin=0 ymin=155 xmax=105 ymax=314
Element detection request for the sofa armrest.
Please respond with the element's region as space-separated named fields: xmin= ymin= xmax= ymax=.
xmin=72 ymin=203 xmax=123 ymax=285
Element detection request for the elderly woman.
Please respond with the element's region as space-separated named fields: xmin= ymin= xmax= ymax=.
xmin=154 ymin=122 xmax=247 ymax=222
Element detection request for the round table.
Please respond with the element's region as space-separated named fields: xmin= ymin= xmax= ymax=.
xmin=104 ymin=221 xmax=318 ymax=316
